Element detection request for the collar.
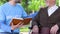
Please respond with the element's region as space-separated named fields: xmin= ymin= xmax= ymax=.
xmin=48 ymin=5 xmax=58 ymax=10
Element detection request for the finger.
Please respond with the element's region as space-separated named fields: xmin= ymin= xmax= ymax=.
xmin=18 ymin=22 xmax=22 ymax=25
xmin=51 ymin=30 xmax=56 ymax=34
xmin=53 ymin=28 xmax=58 ymax=34
xmin=18 ymin=22 xmax=24 ymax=25
xmin=54 ymin=30 xmax=57 ymax=34
xmin=50 ymin=29 xmax=54 ymax=34
xmin=50 ymin=31 xmax=54 ymax=34
xmin=11 ymin=23 xmax=14 ymax=26
xmin=19 ymin=23 xmax=23 ymax=27
xmin=17 ymin=23 xmax=24 ymax=28
xmin=17 ymin=22 xmax=22 ymax=25
xmin=33 ymin=25 xmax=38 ymax=28
xmin=32 ymin=27 xmax=39 ymax=33
xmin=21 ymin=23 xmax=24 ymax=25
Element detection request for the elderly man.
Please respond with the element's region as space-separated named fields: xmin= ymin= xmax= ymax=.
xmin=0 ymin=0 xmax=27 ymax=34
xmin=32 ymin=0 xmax=60 ymax=34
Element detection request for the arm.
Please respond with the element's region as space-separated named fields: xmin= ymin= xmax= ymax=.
xmin=21 ymin=6 xmax=27 ymax=18
xmin=32 ymin=8 xmax=42 ymax=29
xmin=0 ymin=7 xmax=11 ymax=32
xmin=31 ymin=11 xmax=40 ymax=33
xmin=32 ymin=14 xmax=40 ymax=29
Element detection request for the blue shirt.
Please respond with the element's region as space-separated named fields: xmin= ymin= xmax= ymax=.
xmin=0 ymin=2 xmax=27 ymax=32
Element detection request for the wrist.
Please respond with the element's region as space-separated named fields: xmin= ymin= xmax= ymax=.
xmin=11 ymin=26 xmax=15 ymax=30
xmin=11 ymin=27 xmax=14 ymax=30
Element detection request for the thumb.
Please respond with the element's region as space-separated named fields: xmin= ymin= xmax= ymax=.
xmin=18 ymin=22 xmax=24 ymax=25
xmin=11 ymin=23 xmax=14 ymax=26
xmin=17 ymin=22 xmax=22 ymax=25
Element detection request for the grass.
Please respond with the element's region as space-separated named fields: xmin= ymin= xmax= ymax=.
xmin=20 ymin=25 xmax=30 ymax=32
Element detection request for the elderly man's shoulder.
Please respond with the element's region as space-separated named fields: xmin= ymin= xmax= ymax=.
xmin=40 ymin=7 xmax=48 ymax=9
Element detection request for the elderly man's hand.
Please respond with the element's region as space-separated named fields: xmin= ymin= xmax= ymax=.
xmin=11 ymin=22 xmax=23 ymax=30
xmin=32 ymin=25 xmax=39 ymax=33
xmin=50 ymin=24 xmax=59 ymax=34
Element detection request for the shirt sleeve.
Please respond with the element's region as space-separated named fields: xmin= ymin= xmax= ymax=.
xmin=0 ymin=7 xmax=11 ymax=32
xmin=21 ymin=6 xmax=27 ymax=18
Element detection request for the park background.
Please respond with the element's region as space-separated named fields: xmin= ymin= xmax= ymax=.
xmin=0 ymin=0 xmax=59 ymax=34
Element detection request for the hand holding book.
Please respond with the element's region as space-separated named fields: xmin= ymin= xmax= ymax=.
xmin=10 ymin=18 xmax=32 ymax=30
xmin=10 ymin=18 xmax=32 ymax=25
xmin=11 ymin=22 xmax=23 ymax=30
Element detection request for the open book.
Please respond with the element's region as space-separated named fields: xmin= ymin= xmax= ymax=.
xmin=10 ymin=18 xmax=32 ymax=25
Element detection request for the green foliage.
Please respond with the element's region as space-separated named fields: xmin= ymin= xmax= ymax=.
xmin=0 ymin=0 xmax=59 ymax=13
xmin=21 ymin=0 xmax=47 ymax=13
xmin=21 ymin=0 xmax=29 ymax=13
xmin=56 ymin=0 xmax=59 ymax=6
xmin=21 ymin=0 xmax=45 ymax=13
xmin=0 ymin=0 xmax=8 ymax=5
xmin=0 ymin=0 xmax=59 ymax=32
xmin=28 ymin=0 xmax=41 ymax=11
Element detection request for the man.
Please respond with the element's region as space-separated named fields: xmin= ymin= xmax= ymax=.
xmin=32 ymin=0 xmax=60 ymax=34
xmin=0 ymin=0 xmax=27 ymax=34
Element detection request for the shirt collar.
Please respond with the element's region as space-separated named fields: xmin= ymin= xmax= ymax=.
xmin=48 ymin=5 xmax=58 ymax=10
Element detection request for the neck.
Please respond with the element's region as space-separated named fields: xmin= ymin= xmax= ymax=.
xmin=48 ymin=4 xmax=56 ymax=8
xmin=9 ymin=1 xmax=16 ymax=6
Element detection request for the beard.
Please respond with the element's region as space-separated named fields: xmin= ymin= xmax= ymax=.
xmin=46 ymin=2 xmax=49 ymax=7
xmin=14 ymin=0 xmax=21 ymax=3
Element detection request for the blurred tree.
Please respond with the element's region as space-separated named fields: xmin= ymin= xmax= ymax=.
xmin=27 ymin=0 xmax=46 ymax=14
xmin=0 ymin=0 xmax=8 ymax=5
xmin=27 ymin=0 xmax=41 ymax=14
xmin=0 ymin=0 xmax=59 ymax=14
xmin=56 ymin=0 xmax=59 ymax=6
xmin=21 ymin=0 xmax=29 ymax=14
